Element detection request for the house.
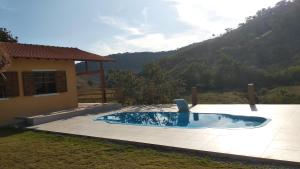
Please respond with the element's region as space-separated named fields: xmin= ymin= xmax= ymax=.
xmin=0 ymin=42 xmax=113 ymax=126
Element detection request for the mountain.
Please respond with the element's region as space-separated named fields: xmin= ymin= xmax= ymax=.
xmin=77 ymin=0 xmax=300 ymax=91
xmin=76 ymin=50 xmax=175 ymax=73
xmin=158 ymin=0 xmax=300 ymax=90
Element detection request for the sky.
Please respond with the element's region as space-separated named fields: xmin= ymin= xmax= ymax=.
xmin=0 ymin=0 xmax=281 ymax=56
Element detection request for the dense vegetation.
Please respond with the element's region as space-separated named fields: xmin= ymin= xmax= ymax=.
xmin=159 ymin=0 xmax=300 ymax=90
xmin=107 ymin=63 xmax=185 ymax=105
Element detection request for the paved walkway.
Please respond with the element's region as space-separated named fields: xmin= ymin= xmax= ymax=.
xmin=29 ymin=104 xmax=300 ymax=164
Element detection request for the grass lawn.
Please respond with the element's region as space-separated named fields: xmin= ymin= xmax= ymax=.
xmin=0 ymin=128 xmax=289 ymax=169
xmin=259 ymin=85 xmax=300 ymax=104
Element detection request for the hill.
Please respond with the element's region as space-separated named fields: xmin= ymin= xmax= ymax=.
xmin=158 ymin=0 xmax=300 ymax=90
xmin=76 ymin=50 xmax=175 ymax=73
xmin=77 ymin=0 xmax=300 ymax=98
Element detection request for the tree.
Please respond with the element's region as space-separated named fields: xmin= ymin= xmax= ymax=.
xmin=0 ymin=28 xmax=18 ymax=42
xmin=107 ymin=63 xmax=185 ymax=105
xmin=140 ymin=62 xmax=185 ymax=104
xmin=225 ymin=28 xmax=233 ymax=33
xmin=179 ymin=63 xmax=213 ymax=89
xmin=0 ymin=28 xmax=16 ymax=74
xmin=107 ymin=70 xmax=143 ymax=105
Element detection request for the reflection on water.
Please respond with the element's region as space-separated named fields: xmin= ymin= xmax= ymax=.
xmin=193 ymin=113 xmax=199 ymax=121
xmin=96 ymin=112 xmax=268 ymax=129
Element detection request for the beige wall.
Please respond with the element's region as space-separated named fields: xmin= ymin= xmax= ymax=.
xmin=0 ymin=58 xmax=78 ymax=125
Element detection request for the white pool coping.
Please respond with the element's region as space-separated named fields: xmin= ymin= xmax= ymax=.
xmin=28 ymin=104 xmax=300 ymax=165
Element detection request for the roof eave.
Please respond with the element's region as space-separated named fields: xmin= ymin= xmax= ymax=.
xmin=13 ymin=56 xmax=115 ymax=62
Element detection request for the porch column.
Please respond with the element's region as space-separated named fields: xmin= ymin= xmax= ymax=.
xmin=99 ymin=62 xmax=107 ymax=103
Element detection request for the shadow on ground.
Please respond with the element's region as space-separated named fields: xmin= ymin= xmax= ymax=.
xmin=0 ymin=127 xmax=25 ymax=137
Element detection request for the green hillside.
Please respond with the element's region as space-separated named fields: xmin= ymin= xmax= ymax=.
xmin=159 ymin=0 xmax=300 ymax=90
xmin=77 ymin=0 xmax=300 ymax=104
xmin=76 ymin=50 xmax=175 ymax=73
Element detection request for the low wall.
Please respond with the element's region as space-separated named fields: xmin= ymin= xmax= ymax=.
xmin=19 ymin=103 xmax=122 ymax=126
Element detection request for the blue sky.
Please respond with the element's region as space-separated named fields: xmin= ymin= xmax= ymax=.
xmin=0 ymin=0 xmax=280 ymax=55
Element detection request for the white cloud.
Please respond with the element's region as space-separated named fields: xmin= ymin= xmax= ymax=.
xmin=168 ymin=0 xmax=280 ymax=35
xmin=92 ymin=0 xmax=280 ymax=55
xmin=98 ymin=15 xmax=146 ymax=36
xmin=93 ymin=13 xmax=207 ymax=55
xmin=122 ymin=31 xmax=207 ymax=51
xmin=91 ymin=30 xmax=208 ymax=55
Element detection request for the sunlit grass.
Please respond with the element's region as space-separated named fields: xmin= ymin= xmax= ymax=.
xmin=259 ymin=85 xmax=300 ymax=104
xmin=0 ymin=128 xmax=279 ymax=169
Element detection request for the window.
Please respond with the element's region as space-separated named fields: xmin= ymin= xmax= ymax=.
xmin=0 ymin=80 xmax=6 ymax=98
xmin=23 ymin=71 xmax=67 ymax=96
xmin=0 ymin=72 xmax=19 ymax=98
xmin=34 ymin=72 xmax=57 ymax=95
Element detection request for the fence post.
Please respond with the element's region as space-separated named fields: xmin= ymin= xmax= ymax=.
xmin=116 ymin=87 xmax=124 ymax=104
xmin=248 ymin=83 xmax=256 ymax=105
xmin=192 ymin=87 xmax=198 ymax=106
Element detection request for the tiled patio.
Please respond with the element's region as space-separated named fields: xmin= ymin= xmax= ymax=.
xmin=29 ymin=104 xmax=300 ymax=165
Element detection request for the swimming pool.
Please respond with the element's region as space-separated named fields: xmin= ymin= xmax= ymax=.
xmin=95 ymin=112 xmax=270 ymax=129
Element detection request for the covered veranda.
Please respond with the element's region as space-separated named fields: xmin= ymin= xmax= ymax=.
xmin=76 ymin=57 xmax=114 ymax=103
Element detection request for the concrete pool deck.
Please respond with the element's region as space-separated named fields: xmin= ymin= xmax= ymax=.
xmin=29 ymin=104 xmax=300 ymax=165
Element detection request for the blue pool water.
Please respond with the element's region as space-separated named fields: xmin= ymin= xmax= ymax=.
xmin=95 ymin=112 xmax=270 ymax=129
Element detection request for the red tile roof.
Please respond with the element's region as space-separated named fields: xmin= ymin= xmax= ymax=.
xmin=0 ymin=42 xmax=114 ymax=62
